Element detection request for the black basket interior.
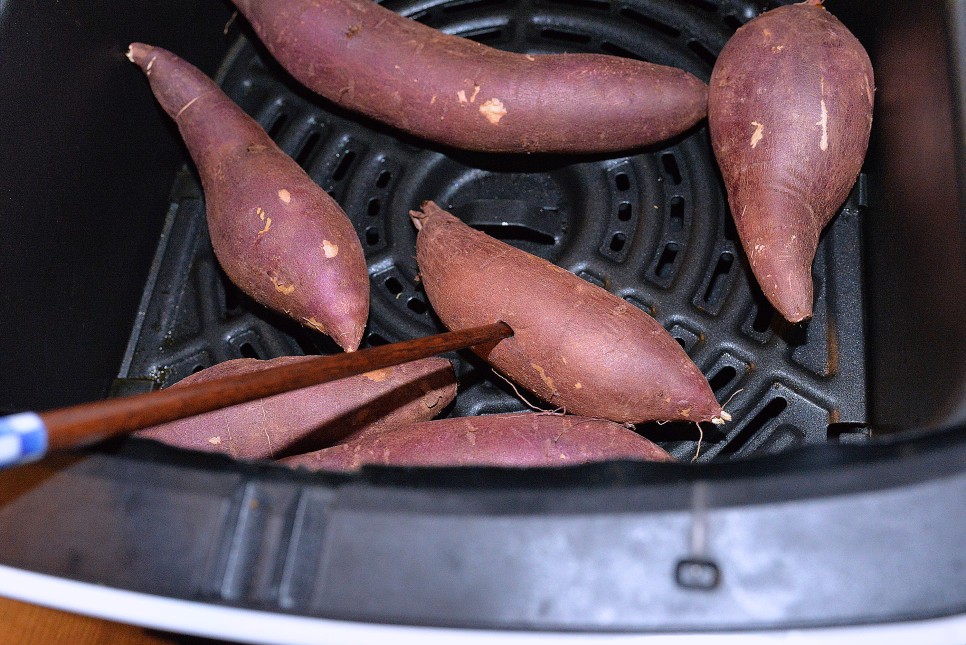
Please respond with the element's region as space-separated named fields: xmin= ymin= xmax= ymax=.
xmin=113 ymin=0 xmax=870 ymax=462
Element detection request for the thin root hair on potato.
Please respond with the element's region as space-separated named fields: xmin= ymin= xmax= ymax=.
xmin=493 ymin=369 xmax=558 ymax=414
xmin=692 ymin=422 xmax=704 ymax=463
xmin=713 ymin=388 xmax=743 ymax=425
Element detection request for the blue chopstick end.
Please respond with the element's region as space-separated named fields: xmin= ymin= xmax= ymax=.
xmin=0 ymin=413 xmax=48 ymax=468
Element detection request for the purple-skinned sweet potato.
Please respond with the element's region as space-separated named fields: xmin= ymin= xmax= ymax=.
xmin=128 ymin=43 xmax=369 ymax=350
xmin=136 ymin=356 xmax=457 ymax=459
xmin=230 ymin=0 xmax=708 ymax=154
xmin=411 ymin=202 xmax=726 ymax=426
xmin=708 ymin=1 xmax=874 ymax=323
xmin=281 ymin=413 xmax=674 ymax=470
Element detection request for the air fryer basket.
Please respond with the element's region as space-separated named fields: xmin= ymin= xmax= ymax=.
xmin=116 ymin=0 xmax=869 ymax=462
xmin=1 ymin=0 xmax=965 ymax=637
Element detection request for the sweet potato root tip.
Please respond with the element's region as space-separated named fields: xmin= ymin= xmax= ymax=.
xmin=412 ymin=202 xmax=722 ymax=424
xmin=334 ymin=322 xmax=365 ymax=353
xmin=126 ymin=42 xmax=152 ymax=67
xmin=740 ymin=205 xmax=819 ymax=322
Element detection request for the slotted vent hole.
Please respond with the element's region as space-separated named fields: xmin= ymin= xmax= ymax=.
xmin=239 ymin=342 xmax=260 ymax=359
xmin=467 ymin=28 xmax=504 ymax=43
xmin=752 ymin=300 xmax=776 ymax=333
xmin=610 ymin=232 xmax=627 ymax=252
xmin=266 ymin=111 xmax=288 ymax=139
xmin=655 ymin=242 xmax=680 ymax=279
xmin=669 ymin=197 xmax=685 ymax=232
xmin=472 ymin=224 xmax=554 ymax=246
xmin=384 ymin=276 xmax=404 ymax=295
xmin=708 ymin=365 xmax=737 ymax=393
xmin=578 ymin=271 xmax=605 ymax=287
xmin=703 ymin=252 xmax=735 ymax=305
xmin=674 ymin=337 xmax=687 ymax=348
xmin=723 ymin=14 xmax=742 ymax=31
xmin=618 ymin=8 xmax=681 ymax=37
xmin=332 ymin=150 xmax=356 ymax=182
xmin=615 ymin=172 xmax=631 ymax=191
xmin=554 ymin=0 xmax=611 ymax=11
xmin=376 ymin=170 xmax=392 ymax=188
xmin=681 ymin=0 xmax=717 ymax=12
xmin=191 ymin=364 xmax=207 ymax=374
xmin=722 ymin=397 xmax=788 ymax=455
xmin=366 ymin=333 xmax=389 ymax=346
xmin=600 ymin=41 xmax=643 ymax=61
xmin=662 ymin=154 xmax=682 ymax=184
xmin=441 ymin=0 xmax=511 ymax=13
xmin=222 ymin=279 xmax=242 ymax=314
xmin=366 ymin=228 xmax=380 ymax=246
xmin=688 ymin=40 xmax=717 ymax=67
xmin=295 ymin=131 xmax=321 ymax=167
xmin=623 ymin=296 xmax=652 ymax=315
xmin=293 ymin=333 xmax=320 ymax=357
xmin=541 ymin=28 xmax=592 ymax=44
xmin=407 ymin=298 xmax=428 ymax=314
xmin=367 ymin=198 xmax=381 ymax=217
xmin=617 ymin=202 xmax=632 ymax=222
xmin=723 ymin=212 xmax=739 ymax=240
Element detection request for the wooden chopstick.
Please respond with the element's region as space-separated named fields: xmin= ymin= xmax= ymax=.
xmin=0 ymin=322 xmax=512 ymax=468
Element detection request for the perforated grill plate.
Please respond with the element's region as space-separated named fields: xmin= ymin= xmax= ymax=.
xmin=117 ymin=0 xmax=868 ymax=461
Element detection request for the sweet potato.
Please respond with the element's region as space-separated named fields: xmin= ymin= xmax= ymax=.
xmin=281 ymin=413 xmax=674 ymax=470
xmin=708 ymin=1 xmax=874 ymax=323
xmin=136 ymin=356 xmax=457 ymax=459
xmin=230 ymin=0 xmax=708 ymax=154
xmin=411 ymin=202 xmax=725 ymax=425
xmin=128 ymin=43 xmax=369 ymax=350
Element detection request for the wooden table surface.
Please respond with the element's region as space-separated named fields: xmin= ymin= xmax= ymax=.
xmin=0 ymin=596 xmax=180 ymax=645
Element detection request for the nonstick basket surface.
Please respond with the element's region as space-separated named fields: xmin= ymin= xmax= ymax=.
xmin=115 ymin=0 xmax=869 ymax=462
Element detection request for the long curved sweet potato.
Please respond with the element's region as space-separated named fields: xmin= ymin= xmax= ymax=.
xmin=411 ymin=202 xmax=725 ymax=425
xmin=708 ymin=1 xmax=874 ymax=323
xmin=128 ymin=44 xmax=370 ymax=350
xmin=231 ymin=0 xmax=708 ymax=154
xmin=136 ymin=356 xmax=457 ymax=459
xmin=281 ymin=413 xmax=674 ymax=470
